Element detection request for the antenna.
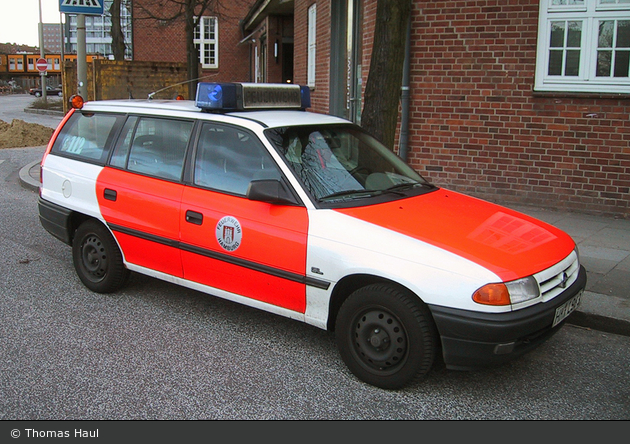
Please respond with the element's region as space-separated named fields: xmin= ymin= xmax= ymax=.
xmin=147 ymin=74 xmax=219 ymax=100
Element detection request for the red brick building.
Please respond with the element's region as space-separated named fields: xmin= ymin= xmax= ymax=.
xmin=133 ymin=0 xmax=630 ymax=218
xmin=132 ymin=0 xmax=253 ymax=82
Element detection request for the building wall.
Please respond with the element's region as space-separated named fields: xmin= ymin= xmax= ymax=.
xmin=294 ymin=1 xmax=331 ymax=112
xmin=64 ymin=2 xmax=133 ymax=59
xmin=132 ymin=0 xmax=252 ymax=83
xmin=42 ymin=24 xmax=63 ymax=53
xmin=132 ymin=9 xmax=187 ymax=63
xmin=409 ymin=0 xmax=629 ymax=217
xmin=294 ymin=0 xmax=629 ymax=218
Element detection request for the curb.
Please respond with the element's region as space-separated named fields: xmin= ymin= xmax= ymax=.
xmin=567 ymin=291 xmax=630 ymax=337
xmin=19 ymin=160 xmax=40 ymax=192
xmin=23 ymin=108 xmax=65 ymax=117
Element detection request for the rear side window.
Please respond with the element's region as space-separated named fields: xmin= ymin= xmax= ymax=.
xmin=110 ymin=116 xmax=194 ymax=181
xmin=51 ymin=112 xmax=122 ymax=164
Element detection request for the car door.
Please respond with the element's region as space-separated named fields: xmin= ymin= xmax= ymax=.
xmin=96 ymin=115 xmax=194 ymax=278
xmin=179 ymin=122 xmax=309 ymax=313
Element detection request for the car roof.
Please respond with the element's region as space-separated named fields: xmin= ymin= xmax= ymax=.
xmin=80 ymin=99 xmax=351 ymax=129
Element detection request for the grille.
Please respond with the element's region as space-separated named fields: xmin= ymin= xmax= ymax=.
xmin=534 ymin=250 xmax=580 ymax=301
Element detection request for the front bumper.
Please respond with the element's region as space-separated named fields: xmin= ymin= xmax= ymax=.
xmin=428 ymin=265 xmax=587 ymax=370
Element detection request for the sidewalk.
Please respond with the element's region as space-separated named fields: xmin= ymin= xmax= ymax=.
xmin=20 ymin=156 xmax=630 ymax=338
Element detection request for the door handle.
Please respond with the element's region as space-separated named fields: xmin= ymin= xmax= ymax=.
xmin=185 ymin=210 xmax=203 ymax=225
xmin=104 ymin=188 xmax=117 ymax=201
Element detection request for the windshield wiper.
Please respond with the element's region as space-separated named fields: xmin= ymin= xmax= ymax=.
xmin=319 ymin=182 xmax=435 ymax=202
xmin=383 ymin=182 xmax=434 ymax=195
xmin=319 ymin=189 xmax=381 ymax=202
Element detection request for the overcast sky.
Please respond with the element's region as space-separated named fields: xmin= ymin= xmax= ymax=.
xmin=0 ymin=0 xmax=66 ymax=47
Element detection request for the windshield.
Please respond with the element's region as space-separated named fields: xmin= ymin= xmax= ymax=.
xmin=265 ymin=124 xmax=434 ymax=205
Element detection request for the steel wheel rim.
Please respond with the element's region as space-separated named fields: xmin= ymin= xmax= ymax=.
xmin=81 ymin=235 xmax=108 ymax=282
xmin=351 ymin=307 xmax=408 ymax=373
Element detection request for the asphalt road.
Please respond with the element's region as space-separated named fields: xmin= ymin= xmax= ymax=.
xmin=0 ymin=93 xmax=64 ymax=130
xmin=1 ymin=144 xmax=629 ymax=420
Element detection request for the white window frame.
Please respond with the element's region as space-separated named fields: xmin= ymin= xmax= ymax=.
xmin=535 ymin=0 xmax=630 ymax=94
xmin=307 ymin=4 xmax=317 ymax=88
xmin=194 ymin=16 xmax=219 ymax=69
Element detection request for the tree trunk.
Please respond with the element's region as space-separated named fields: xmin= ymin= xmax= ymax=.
xmin=109 ymin=0 xmax=127 ymax=61
xmin=361 ymin=0 xmax=411 ymax=150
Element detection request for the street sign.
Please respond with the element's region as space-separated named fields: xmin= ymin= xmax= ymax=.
xmin=36 ymin=58 xmax=48 ymax=73
xmin=59 ymin=0 xmax=104 ymax=15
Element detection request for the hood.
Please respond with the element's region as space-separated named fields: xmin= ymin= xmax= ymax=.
xmin=335 ymin=188 xmax=576 ymax=281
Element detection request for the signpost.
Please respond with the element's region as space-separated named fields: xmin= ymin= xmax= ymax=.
xmin=36 ymin=58 xmax=48 ymax=73
xmin=58 ymin=0 xmax=105 ymax=99
xmin=59 ymin=0 xmax=104 ymax=15
xmin=37 ymin=1 xmax=48 ymax=102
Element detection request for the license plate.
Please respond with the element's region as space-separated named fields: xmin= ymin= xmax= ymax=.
xmin=552 ymin=291 xmax=583 ymax=327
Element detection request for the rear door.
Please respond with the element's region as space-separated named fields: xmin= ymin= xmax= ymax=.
xmin=179 ymin=122 xmax=309 ymax=313
xmin=96 ymin=116 xmax=194 ymax=277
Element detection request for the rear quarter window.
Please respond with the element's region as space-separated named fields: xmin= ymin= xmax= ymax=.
xmin=51 ymin=112 xmax=123 ymax=164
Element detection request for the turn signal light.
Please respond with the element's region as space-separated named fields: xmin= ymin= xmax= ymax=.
xmin=70 ymin=95 xmax=84 ymax=109
xmin=472 ymin=283 xmax=511 ymax=306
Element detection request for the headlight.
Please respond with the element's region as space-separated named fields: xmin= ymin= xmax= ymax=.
xmin=505 ymin=276 xmax=540 ymax=304
xmin=473 ymin=276 xmax=540 ymax=306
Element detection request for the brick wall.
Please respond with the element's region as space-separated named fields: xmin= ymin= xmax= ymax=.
xmin=293 ymin=1 xmax=308 ymax=86
xmin=62 ymin=60 xmax=188 ymax=109
xmin=133 ymin=11 xmax=187 ymax=63
xmin=92 ymin=60 xmax=189 ymax=100
xmin=132 ymin=0 xmax=251 ymax=83
xmin=294 ymin=1 xmax=331 ymax=112
xmin=409 ymin=0 xmax=630 ymax=217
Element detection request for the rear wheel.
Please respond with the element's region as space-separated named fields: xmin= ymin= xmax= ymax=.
xmin=335 ymin=283 xmax=437 ymax=389
xmin=72 ymin=220 xmax=129 ymax=293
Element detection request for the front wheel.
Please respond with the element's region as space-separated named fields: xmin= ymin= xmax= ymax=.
xmin=72 ymin=220 xmax=129 ymax=293
xmin=335 ymin=283 xmax=438 ymax=389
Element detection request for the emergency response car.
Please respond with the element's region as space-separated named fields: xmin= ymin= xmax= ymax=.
xmin=38 ymin=83 xmax=586 ymax=389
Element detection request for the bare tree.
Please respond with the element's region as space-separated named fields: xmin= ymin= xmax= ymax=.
xmin=109 ymin=0 xmax=127 ymax=61
xmin=361 ymin=0 xmax=411 ymax=150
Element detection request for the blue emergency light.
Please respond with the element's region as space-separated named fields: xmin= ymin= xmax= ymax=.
xmin=196 ymin=82 xmax=311 ymax=112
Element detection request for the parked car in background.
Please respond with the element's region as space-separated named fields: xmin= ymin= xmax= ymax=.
xmin=29 ymin=85 xmax=63 ymax=97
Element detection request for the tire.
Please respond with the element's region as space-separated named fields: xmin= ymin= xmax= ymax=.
xmin=35 ymin=92 xmax=41 ymax=97
xmin=72 ymin=220 xmax=129 ymax=293
xmin=335 ymin=283 xmax=438 ymax=389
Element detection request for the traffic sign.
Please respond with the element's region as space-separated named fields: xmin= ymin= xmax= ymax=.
xmin=36 ymin=58 xmax=48 ymax=73
xmin=59 ymin=0 xmax=104 ymax=15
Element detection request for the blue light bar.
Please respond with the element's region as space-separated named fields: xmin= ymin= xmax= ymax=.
xmin=195 ymin=82 xmax=238 ymax=111
xmin=195 ymin=83 xmax=311 ymax=112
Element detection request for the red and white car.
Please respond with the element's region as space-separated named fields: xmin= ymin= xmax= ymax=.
xmin=38 ymin=83 xmax=586 ymax=389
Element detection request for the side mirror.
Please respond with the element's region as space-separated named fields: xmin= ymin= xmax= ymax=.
xmin=247 ymin=179 xmax=300 ymax=205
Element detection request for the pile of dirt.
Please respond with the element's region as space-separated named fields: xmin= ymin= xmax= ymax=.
xmin=0 ymin=119 xmax=54 ymax=149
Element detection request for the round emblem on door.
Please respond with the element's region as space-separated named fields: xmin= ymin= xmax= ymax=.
xmin=215 ymin=216 xmax=242 ymax=252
